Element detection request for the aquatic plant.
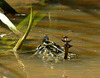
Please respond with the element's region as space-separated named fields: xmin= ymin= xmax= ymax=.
xmin=0 ymin=4 xmax=45 ymax=52
xmin=13 ymin=5 xmax=45 ymax=51
xmin=0 ymin=12 xmax=21 ymax=36
xmin=13 ymin=5 xmax=33 ymax=51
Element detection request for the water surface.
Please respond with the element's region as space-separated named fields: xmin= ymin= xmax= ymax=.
xmin=0 ymin=1 xmax=100 ymax=78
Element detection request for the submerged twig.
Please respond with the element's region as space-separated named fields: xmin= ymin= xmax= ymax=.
xmin=13 ymin=5 xmax=33 ymax=51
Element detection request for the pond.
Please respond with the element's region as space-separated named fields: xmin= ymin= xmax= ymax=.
xmin=0 ymin=1 xmax=100 ymax=78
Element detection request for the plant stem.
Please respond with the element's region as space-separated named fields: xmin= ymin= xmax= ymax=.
xmin=13 ymin=5 xmax=33 ymax=51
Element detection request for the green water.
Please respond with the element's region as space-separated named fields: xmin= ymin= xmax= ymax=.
xmin=0 ymin=1 xmax=100 ymax=78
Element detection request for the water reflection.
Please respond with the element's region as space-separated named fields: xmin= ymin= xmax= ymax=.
xmin=0 ymin=55 xmax=100 ymax=78
xmin=0 ymin=63 xmax=24 ymax=78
